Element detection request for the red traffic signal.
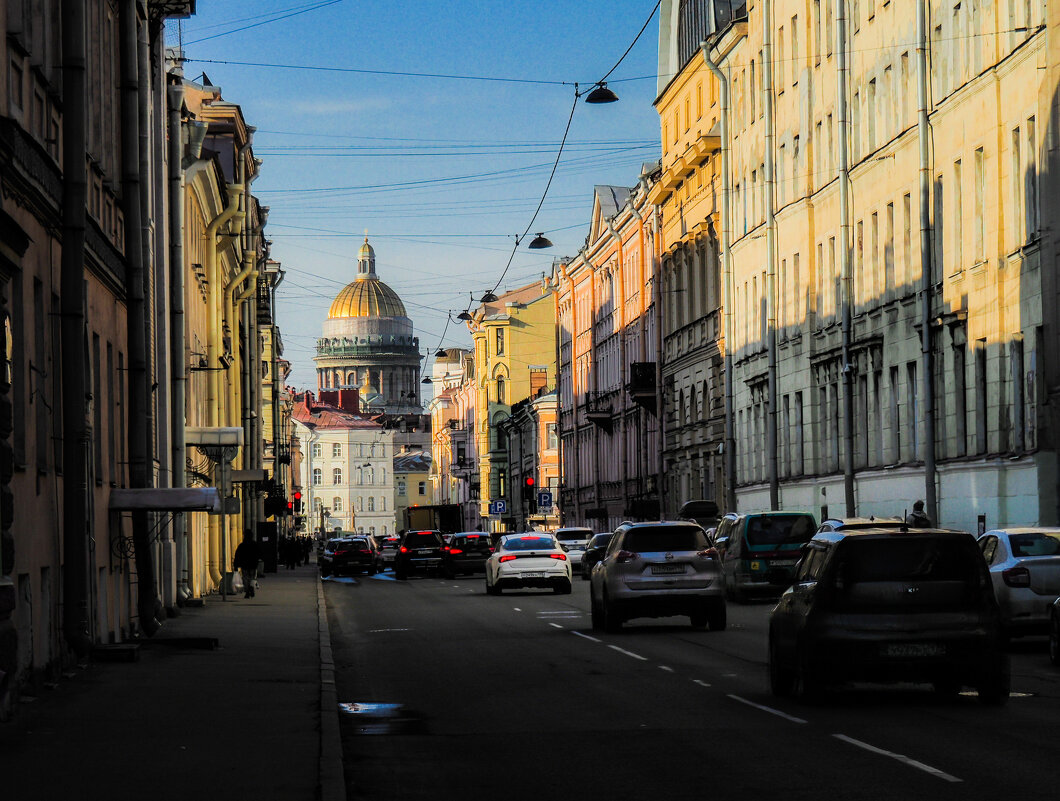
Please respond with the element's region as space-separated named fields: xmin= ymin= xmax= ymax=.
xmin=524 ymin=476 xmax=535 ymax=488
xmin=294 ymin=491 xmax=302 ymax=500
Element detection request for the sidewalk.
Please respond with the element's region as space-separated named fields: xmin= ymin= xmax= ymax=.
xmin=0 ymin=559 xmax=345 ymax=801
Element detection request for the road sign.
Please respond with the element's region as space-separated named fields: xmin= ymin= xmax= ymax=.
xmin=537 ymin=491 xmax=553 ymax=511
xmin=489 ymin=499 xmax=508 ymax=515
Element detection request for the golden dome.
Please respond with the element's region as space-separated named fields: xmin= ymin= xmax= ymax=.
xmin=327 ymin=277 xmax=406 ymax=319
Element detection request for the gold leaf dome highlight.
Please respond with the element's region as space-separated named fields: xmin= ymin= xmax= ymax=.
xmin=326 ymin=235 xmax=407 ymax=319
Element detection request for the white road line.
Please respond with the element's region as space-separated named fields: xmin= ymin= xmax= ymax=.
xmin=549 ymin=623 xmax=564 ymax=629
xmin=513 ymin=607 xmax=521 ymax=612
xmin=692 ymin=679 xmax=712 ymax=688
xmin=832 ymin=734 xmax=962 ymax=783
xmin=659 ymin=665 xmax=674 ymax=672
xmin=726 ymin=694 xmax=807 ymax=724
xmin=608 ymin=645 xmax=648 ymax=661
xmin=572 ymin=631 xmax=601 ymax=643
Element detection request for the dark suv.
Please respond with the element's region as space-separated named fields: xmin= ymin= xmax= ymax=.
xmin=441 ymin=532 xmax=494 ymax=578
xmin=768 ymin=526 xmax=1009 ymax=703
xmin=394 ymin=530 xmax=446 ymax=579
xmin=714 ymin=511 xmax=817 ymax=602
xmin=319 ymin=536 xmax=380 ymax=578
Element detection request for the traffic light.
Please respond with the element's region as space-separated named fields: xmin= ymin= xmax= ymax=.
xmin=264 ymin=495 xmax=286 ymax=518
xmin=525 ymin=476 xmax=536 ymax=513
xmin=293 ymin=491 xmax=302 ymax=513
xmin=524 ymin=476 xmax=535 ymax=489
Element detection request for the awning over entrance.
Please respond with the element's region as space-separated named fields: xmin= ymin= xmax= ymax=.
xmin=108 ymin=487 xmax=222 ymax=512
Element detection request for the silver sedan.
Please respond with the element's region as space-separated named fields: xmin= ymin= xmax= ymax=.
xmin=977 ymin=528 xmax=1060 ymax=635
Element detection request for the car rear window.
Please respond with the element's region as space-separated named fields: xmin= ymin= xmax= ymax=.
xmin=625 ymin=526 xmax=706 ymax=553
xmin=1008 ymin=532 xmax=1060 ymax=557
xmin=556 ymin=529 xmax=593 ymax=542
xmin=404 ymin=532 xmax=443 ymax=548
xmin=838 ymin=537 xmax=980 ymax=583
xmin=588 ymin=534 xmax=612 ymax=548
xmin=454 ymin=535 xmax=490 ymax=549
xmin=504 ymin=536 xmax=556 ymax=551
xmin=745 ymin=515 xmax=816 ymax=548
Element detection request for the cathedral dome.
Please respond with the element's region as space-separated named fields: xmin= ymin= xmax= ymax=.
xmin=327 ymin=235 xmax=407 ymax=319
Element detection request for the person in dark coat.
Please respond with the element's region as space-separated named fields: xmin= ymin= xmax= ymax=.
xmin=906 ymin=500 xmax=932 ymax=528
xmin=233 ymin=530 xmax=261 ymax=599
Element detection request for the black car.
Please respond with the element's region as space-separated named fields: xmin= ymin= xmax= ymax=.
xmin=768 ymin=526 xmax=1009 ymax=703
xmin=441 ymin=532 xmax=494 ymax=578
xmin=580 ymin=532 xmax=613 ymax=579
xmin=394 ymin=530 xmax=446 ymax=579
xmin=319 ymin=536 xmax=381 ymax=578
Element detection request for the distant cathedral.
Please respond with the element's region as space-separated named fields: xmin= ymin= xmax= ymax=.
xmin=314 ymin=237 xmax=423 ymax=414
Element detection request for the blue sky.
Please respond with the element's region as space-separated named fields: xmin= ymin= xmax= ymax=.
xmin=167 ymin=1 xmax=664 ymax=392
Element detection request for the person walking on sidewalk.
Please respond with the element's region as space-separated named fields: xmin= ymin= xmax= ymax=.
xmin=906 ymin=500 xmax=932 ymax=528
xmin=234 ymin=530 xmax=262 ymax=598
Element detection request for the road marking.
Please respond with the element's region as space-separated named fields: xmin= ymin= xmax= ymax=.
xmin=367 ymin=628 xmax=411 ymax=634
xmin=726 ymin=694 xmax=807 ymax=724
xmin=513 ymin=607 xmax=521 ymax=612
xmin=692 ymin=679 xmax=712 ymax=688
xmin=572 ymin=631 xmax=601 ymax=643
xmin=832 ymin=734 xmax=961 ymax=783
xmin=608 ymin=645 xmax=648 ymax=661
xmin=659 ymin=665 xmax=674 ymax=672
xmin=721 ymin=673 xmax=737 ymax=677
xmin=549 ymin=623 xmax=564 ymax=629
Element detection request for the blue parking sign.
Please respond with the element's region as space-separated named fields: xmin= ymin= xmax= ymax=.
xmin=537 ymin=491 xmax=553 ymax=510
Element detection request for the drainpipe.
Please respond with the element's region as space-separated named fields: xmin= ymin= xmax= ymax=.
xmin=558 ymin=261 xmax=580 ymax=525
xmin=652 ymin=206 xmax=665 ymax=516
xmin=167 ymin=67 xmax=190 ymax=602
xmin=605 ymin=218 xmax=629 ymax=520
xmin=763 ymin=0 xmax=780 ymax=511
xmin=60 ymin=0 xmax=92 ymax=655
xmin=917 ymin=0 xmax=938 ymax=522
xmin=837 ymin=0 xmax=857 ymax=515
xmin=271 ymin=268 xmax=286 ymax=536
xmin=552 ymin=273 xmax=564 ymax=527
xmin=701 ymin=43 xmax=737 ymax=514
xmin=629 ymin=194 xmax=649 ymax=503
xmin=120 ymin=0 xmax=160 ymax=635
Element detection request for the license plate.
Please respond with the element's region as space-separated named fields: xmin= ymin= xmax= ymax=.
xmin=651 ymin=564 xmax=685 ymax=575
xmin=521 ymin=572 xmax=546 ymax=579
xmin=881 ymin=643 xmax=945 ymax=658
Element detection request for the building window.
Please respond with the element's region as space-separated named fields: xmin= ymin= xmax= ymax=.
xmin=333 ymin=468 xmax=342 ymax=485
xmin=974 ymin=148 xmax=985 ymax=262
xmin=312 ymin=468 xmax=322 ymax=485
xmin=332 ymin=443 xmax=342 ymax=457
xmin=367 ymin=496 xmax=375 ymax=512
xmin=398 ymin=480 xmax=407 ymax=496
xmin=418 ymin=481 xmax=426 ymax=496
xmin=312 ymin=443 xmax=322 ymax=458
xmin=496 ymin=328 xmax=505 ymax=356
xmin=333 ymin=497 xmax=342 ymax=512
xmin=496 ymin=376 xmax=505 ymax=405
xmin=547 ymin=423 xmax=558 ymax=449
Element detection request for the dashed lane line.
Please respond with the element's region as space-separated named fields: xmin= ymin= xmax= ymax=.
xmin=726 ymin=694 xmax=807 ymax=724
xmin=692 ymin=679 xmax=712 ymax=688
xmin=832 ymin=734 xmax=962 ymax=783
xmin=608 ymin=644 xmax=648 ymax=661
xmin=549 ymin=623 xmax=564 ymax=629
xmin=571 ymin=631 xmax=601 ymax=643
xmin=659 ymin=665 xmax=674 ymax=672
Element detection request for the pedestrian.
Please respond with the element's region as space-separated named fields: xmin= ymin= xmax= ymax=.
xmin=283 ymin=536 xmax=298 ymax=570
xmin=233 ymin=530 xmax=261 ymax=599
xmin=906 ymin=500 xmax=932 ymax=528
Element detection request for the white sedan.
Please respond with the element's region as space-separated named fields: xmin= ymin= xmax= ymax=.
xmin=485 ymin=533 xmax=572 ymax=595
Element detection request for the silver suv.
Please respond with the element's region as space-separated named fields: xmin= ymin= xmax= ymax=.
xmin=589 ymin=521 xmax=726 ymax=632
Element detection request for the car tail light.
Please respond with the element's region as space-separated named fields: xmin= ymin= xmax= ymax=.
xmin=1002 ymin=566 xmax=1031 ymax=587
xmin=698 ymin=547 xmax=719 ymax=560
xmin=550 ymin=553 xmax=567 ymax=561
xmin=499 ymin=554 xmax=517 ymax=563
xmin=449 ymin=548 xmax=463 ymax=555
xmin=488 ymin=547 xmax=495 ymax=553
xmin=399 ymin=546 xmax=408 ymax=554
xmin=616 ymin=550 xmax=637 ymax=563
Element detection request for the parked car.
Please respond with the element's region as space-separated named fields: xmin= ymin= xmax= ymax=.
xmin=977 ymin=528 xmax=1060 ymax=636
xmin=1050 ymin=597 xmax=1060 ymax=666
xmin=816 ymin=516 xmax=907 ymax=534
xmin=589 ymin=521 xmax=726 ymax=632
xmin=554 ymin=526 xmax=594 ymax=571
xmin=768 ymin=526 xmax=1009 ymax=703
xmin=319 ymin=536 xmax=381 ymax=577
xmin=485 ymin=533 xmax=572 ymax=595
xmin=713 ymin=511 xmax=818 ymax=602
xmin=394 ymin=530 xmax=446 ymax=579
xmin=441 ymin=532 xmax=494 ymax=578
xmin=580 ymin=532 xmax=613 ymax=579
xmin=376 ymin=535 xmax=401 ymax=568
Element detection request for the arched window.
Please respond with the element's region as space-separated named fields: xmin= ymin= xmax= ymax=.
xmin=367 ymin=497 xmax=375 ymax=512
xmin=332 ymin=468 xmax=342 ymax=484
xmin=311 ymin=443 xmax=322 ymax=458
xmin=356 ymin=467 xmax=362 ymax=485
xmin=333 ymin=497 xmax=342 ymax=512
xmin=496 ymin=376 xmax=505 ymax=404
xmin=312 ymin=468 xmax=322 ymax=485
xmin=380 ymin=468 xmax=386 ymax=482
xmin=357 ymin=496 xmax=364 ymax=511
xmin=365 ymin=468 xmax=374 ymax=484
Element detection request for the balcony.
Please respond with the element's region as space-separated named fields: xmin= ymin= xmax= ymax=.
xmin=626 ymin=362 xmax=657 ymax=414
xmin=583 ymin=391 xmax=614 ymax=433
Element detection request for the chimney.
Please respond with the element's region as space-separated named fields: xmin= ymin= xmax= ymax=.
xmin=529 ymin=367 xmax=548 ymax=398
xmin=337 ymin=387 xmax=361 ymax=414
xmin=319 ymin=389 xmax=338 ymax=407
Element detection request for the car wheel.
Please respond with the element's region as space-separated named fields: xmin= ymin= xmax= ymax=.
xmin=602 ymin=593 xmax=622 ymax=633
xmin=932 ymin=680 xmax=961 ymax=698
xmin=708 ymin=601 xmax=727 ymax=632
xmin=368 ymin=565 xmax=377 ymax=576
xmin=590 ymin=594 xmax=604 ymax=631
xmin=443 ymin=568 xmax=455 ymax=580
xmin=977 ymin=668 xmax=1010 ymax=705
xmin=320 ymin=567 xmax=330 ymax=578
xmin=769 ymin=639 xmax=797 ymax=697
xmin=689 ymin=611 xmax=708 ymax=629
xmin=1049 ymin=613 xmax=1060 ymax=666
xmin=395 ymin=569 xmax=407 ymax=581
xmin=553 ymin=580 xmax=572 ymax=595
xmin=797 ymin=643 xmax=823 ymax=702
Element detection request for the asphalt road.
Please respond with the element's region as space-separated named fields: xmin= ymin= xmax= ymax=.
xmin=324 ymin=570 xmax=1060 ymax=800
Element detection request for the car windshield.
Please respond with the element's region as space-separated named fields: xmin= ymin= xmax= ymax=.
xmin=404 ymin=533 xmax=442 ymax=548
xmin=837 ymin=537 xmax=980 ymax=583
xmin=625 ymin=526 xmax=705 ymax=553
xmin=556 ymin=529 xmax=592 ymax=541
xmin=746 ymin=515 xmax=816 ymax=547
xmin=588 ymin=534 xmax=612 ymax=548
xmin=504 ymin=536 xmax=555 ymax=551
xmin=346 ymin=540 xmax=371 ymax=552
xmin=1008 ymin=532 xmax=1060 ymax=557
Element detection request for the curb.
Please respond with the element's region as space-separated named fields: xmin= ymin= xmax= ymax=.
xmin=318 ymin=574 xmax=347 ymax=801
